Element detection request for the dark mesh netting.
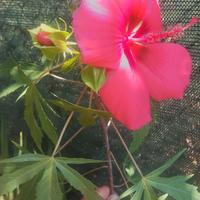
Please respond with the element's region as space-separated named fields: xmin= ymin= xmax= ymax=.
xmin=0 ymin=0 xmax=199 ymax=190
xmin=141 ymin=0 xmax=200 ymax=186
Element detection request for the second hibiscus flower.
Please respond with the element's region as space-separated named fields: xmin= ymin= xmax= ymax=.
xmin=73 ymin=0 xmax=198 ymax=130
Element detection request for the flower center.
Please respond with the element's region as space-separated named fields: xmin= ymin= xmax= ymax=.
xmin=122 ymin=17 xmax=199 ymax=70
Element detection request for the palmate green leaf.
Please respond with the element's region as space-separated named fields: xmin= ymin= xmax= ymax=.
xmin=121 ymin=150 xmax=200 ymax=200
xmin=10 ymin=64 xmax=45 ymax=83
xmin=56 ymin=157 xmax=104 ymax=165
xmin=8 ymin=67 xmax=57 ymax=151
xmin=0 ymin=64 xmax=45 ymax=99
xmin=0 ymin=154 xmax=41 ymax=175
xmin=0 ymin=154 xmax=47 ymax=164
xmin=16 ymin=87 xmax=28 ymax=102
xmin=34 ymin=90 xmax=58 ymax=144
xmin=36 ymin=160 xmax=63 ymax=200
xmin=120 ymin=181 xmax=146 ymax=200
xmin=38 ymin=90 xmax=60 ymax=118
xmin=0 ymin=83 xmax=24 ymax=99
xmin=56 ymin=161 xmax=102 ymax=200
xmin=10 ymin=66 xmax=32 ymax=85
xmin=0 ymin=69 xmax=24 ymax=99
xmin=78 ymin=111 xmax=96 ymax=127
xmin=128 ymin=182 xmax=143 ymax=200
xmin=0 ymin=153 xmax=102 ymax=167
xmin=0 ymin=159 xmax=50 ymax=195
xmin=10 ymin=63 xmax=45 ymax=83
xmin=146 ymin=149 xmax=186 ymax=178
xmin=51 ymin=98 xmax=111 ymax=127
xmin=24 ymin=84 xmax=58 ymax=149
xmin=0 ymin=154 xmax=104 ymax=200
xmin=148 ymin=175 xmax=200 ymax=200
xmin=24 ymin=86 xmax=43 ymax=151
xmin=143 ymin=181 xmax=157 ymax=200
xmin=16 ymin=175 xmax=40 ymax=200
xmin=18 ymin=67 xmax=57 ymax=145
xmin=122 ymin=179 xmax=157 ymax=200
xmin=81 ymin=66 xmax=106 ymax=93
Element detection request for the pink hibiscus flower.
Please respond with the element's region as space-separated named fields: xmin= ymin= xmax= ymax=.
xmin=73 ymin=0 xmax=198 ymax=130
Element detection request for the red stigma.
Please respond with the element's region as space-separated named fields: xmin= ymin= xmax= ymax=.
xmin=134 ymin=17 xmax=199 ymax=44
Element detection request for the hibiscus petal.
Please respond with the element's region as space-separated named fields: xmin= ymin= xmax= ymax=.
xmin=100 ymin=66 xmax=151 ymax=130
xmin=73 ymin=0 xmax=148 ymax=69
xmin=135 ymin=0 xmax=163 ymax=36
xmin=73 ymin=0 xmax=124 ymax=69
xmin=116 ymin=0 xmax=147 ymax=35
xmin=136 ymin=43 xmax=192 ymax=100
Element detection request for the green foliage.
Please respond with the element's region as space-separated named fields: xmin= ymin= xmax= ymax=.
xmin=56 ymin=162 xmax=102 ymax=200
xmin=129 ymin=125 xmax=150 ymax=153
xmin=0 ymin=64 xmax=59 ymax=151
xmin=51 ymin=97 xmax=111 ymax=127
xmin=0 ymin=83 xmax=24 ymax=99
xmin=0 ymin=64 xmax=44 ymax=99
xmin=61 ymin=55 xmax=80 ymax=72
xmin=120 ymin=149 xmax=200 ymax=200
xmin=15 ymin=175 xmax=40 ymax=200
xmin=56 ymin=157 xmax=104 ymax=165
xmin=0 ymin=154 xmax=103 ymax=200
xmin=24 ymin=86 xmax=43 ymax=151
xmin=81 ymin=66 xmax=106 ymax=93
xmin=36 ymin=161 xmax=63 ymax=200
xmin=24 ymin=85 xmax=58 ymax=150
xmin=0 ymin=159 xmax=49 ymax=194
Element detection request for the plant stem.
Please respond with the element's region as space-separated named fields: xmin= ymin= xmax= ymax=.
xmin=83 ymin=166 xmax=108 ymax=176
xmin=111 ymin=121 xmax=144 ymax=178
xmin=34 ymin=70 xmax=50 ymax=84
xmin=49 ymin=73 xmax=84 ymax=86
xmin=110 ymin=152 xmax=129 ymax=190
xmin=96 ymin=96 xmax=114 ymax=194
xmin=100 ymin=117 xmax=114 ymax=195
xmin=52 ymin=87 xmax=87 ymax=157
xmin=89 ymin=90 xmax=93 ymax=108
xmin=55 ymin=127 xmax=85 ymax=155
xmin=49 ymin=61 xmax=65 ymax=71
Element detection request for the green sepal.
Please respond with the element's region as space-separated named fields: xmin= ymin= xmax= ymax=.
xmin=81 ymin=66 xmax=106 ymax=93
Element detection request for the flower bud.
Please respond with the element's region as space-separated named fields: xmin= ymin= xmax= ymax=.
xmin=36 ymin=31 xmax=53 ymax=46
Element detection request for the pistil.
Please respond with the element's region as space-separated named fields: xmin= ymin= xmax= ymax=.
xmin=130 ymin=17 xmax=199 ymax=44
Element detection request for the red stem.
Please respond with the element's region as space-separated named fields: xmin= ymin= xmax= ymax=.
xmin=100 ymin=117 xmax=114 ymax=195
